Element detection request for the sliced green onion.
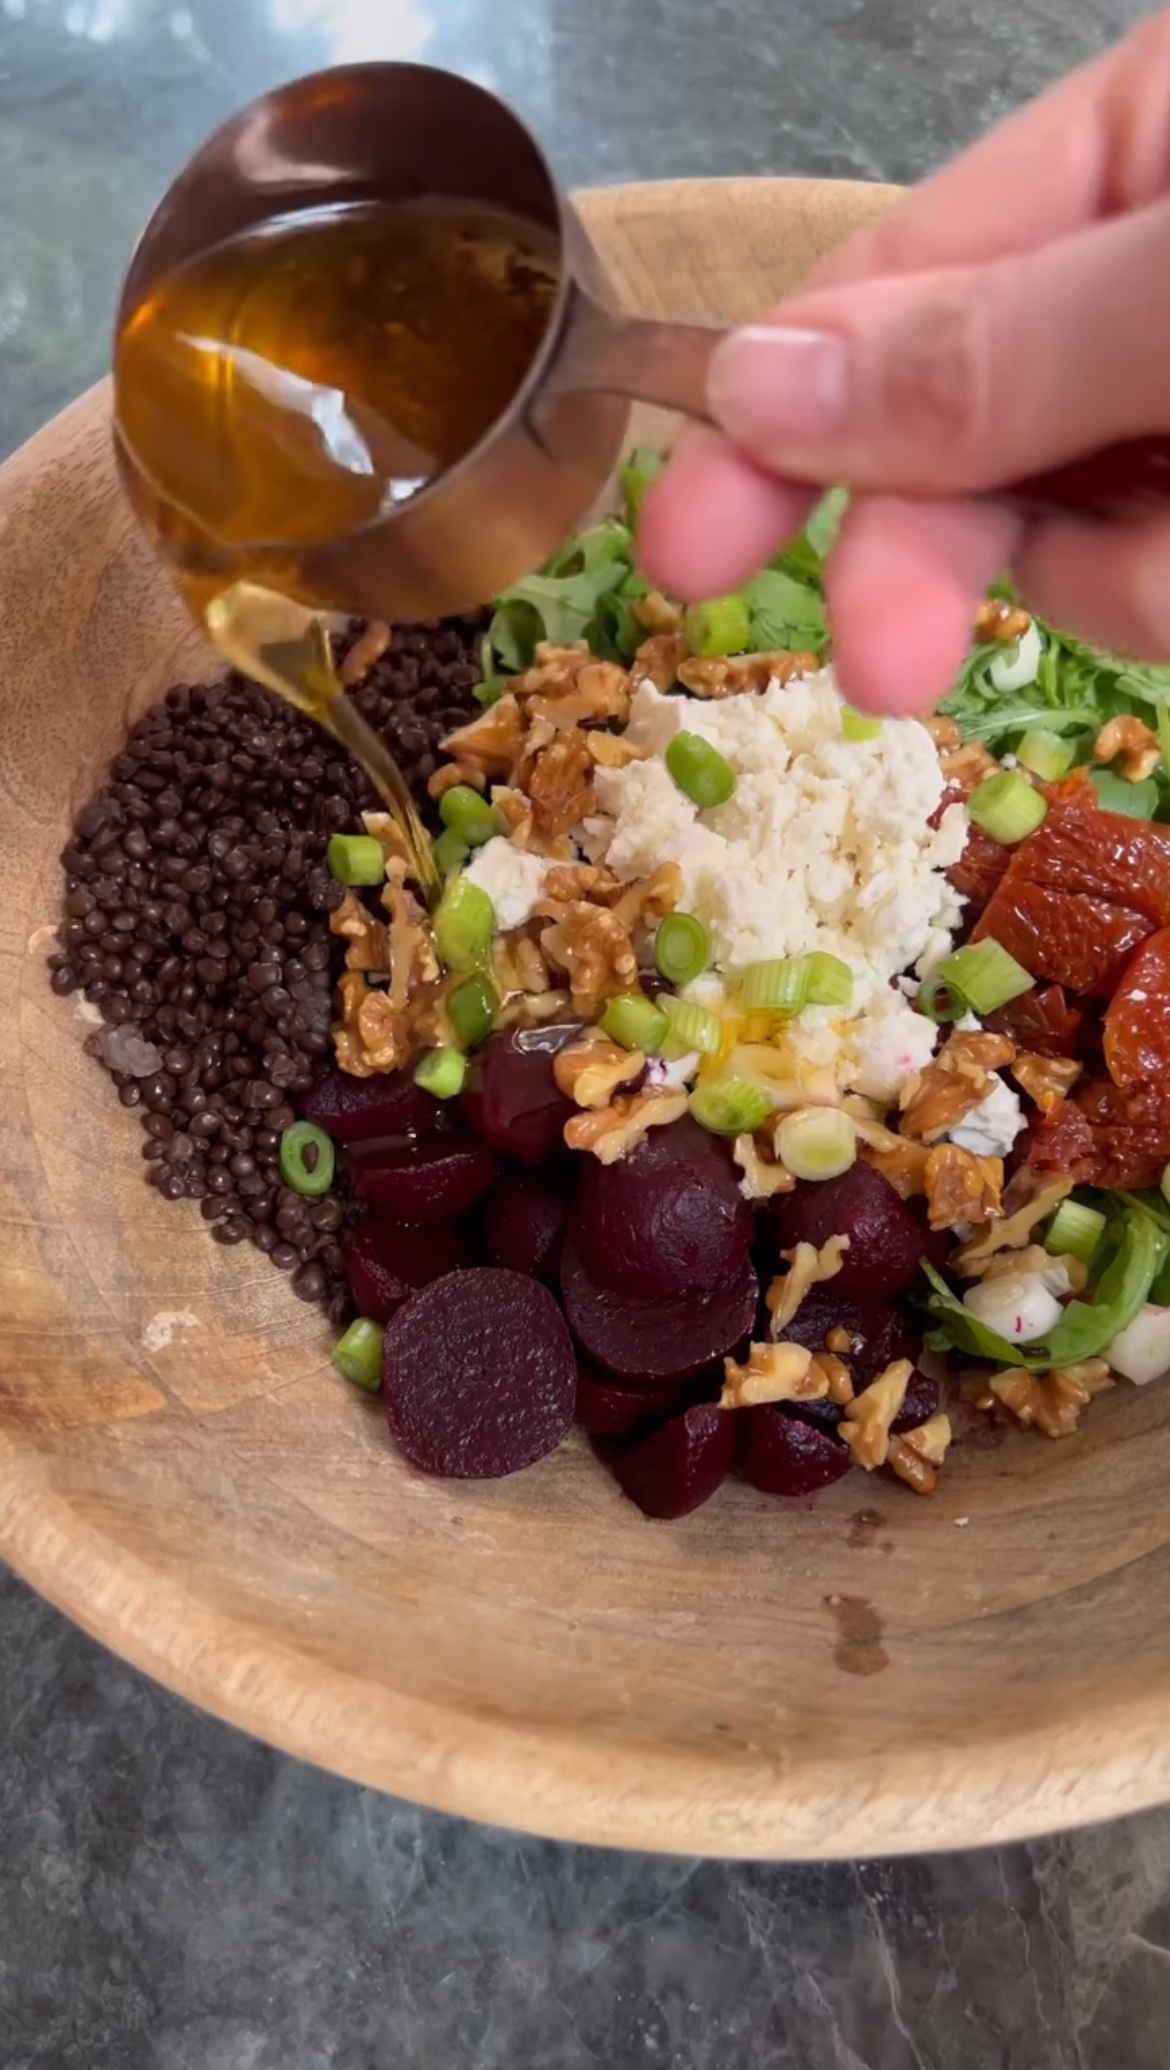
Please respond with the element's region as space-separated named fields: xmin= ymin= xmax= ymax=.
xmin=432 ymin=827 xmax=470 ymax=878
xmin=447 ymin=972 xmax=499 ymax=1049
xmin=619 ymin=445 xmax=661 ymax=523
xmin=1017 ymin=728 xmax=1074 ymax=782
xmin=664 ymin=731 xmax=737 ymax=809
xmin=805 ymin=952 xmax=853 ymax=1009
xmin=439 ymin=784 xmax=499 ymax=848
xmin=683 ymin=595 xmax=752 ymax=659
xmin=326 ymin=833 xmax=385 ymax=887
xmin=841 ymin=706 xmax=883 ymax=743
xmin=600 ymin=993 xmax=668 ymax=1054
xmin=474 ymin=675 xmax=508 ymax=708
xmin=434 ymin=876 xmax=495 ymax=972
xmin=413 ymin=1047 xmax=468 ymax=1099
xmin=917 ymin=938 xmax=1034 ymax=1021
xmin=968 ymin=770 xmax=1048 ymax=845
xmin=1046 ymin=1199 xmax=1107 ymax=1267
xmin=738 ymin=957 xmax=811 ymax=1016
xmin=775 ymin=1107 xmax=857 ymax=1182
xmin=689 ymin=1074 xmax=774 ymax=1136
xmin=661 ymin=995 xmax=723 ymax=1055
xmin=655 ymin=912 xmax=710 ymax=986
xmin=278 ymin=1120 xmax=335 ymax=1198
xmin=332 ymin=1317 xmax=384 ymax=1392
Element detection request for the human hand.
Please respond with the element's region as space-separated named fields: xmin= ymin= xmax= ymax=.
xmin=639 ymin=12 xmax=1170 ymax=714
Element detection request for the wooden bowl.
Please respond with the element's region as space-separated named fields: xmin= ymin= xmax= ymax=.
xmin=3 ymin=176 xmax=1170 ymax=1860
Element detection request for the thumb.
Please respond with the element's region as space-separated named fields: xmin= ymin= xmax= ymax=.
xmin=707 ymin=199 xmax=1170 ymax=496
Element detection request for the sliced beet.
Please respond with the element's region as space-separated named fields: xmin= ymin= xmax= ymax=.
xmin=460 ymin=1024 xmax=581 ymax=1165
xmin=781 ymin=1291 xmax=921 ymax=1386
xmin=382 ymin=1267 xmax=575 ymax=1479
xmin=483 ymin=1169 xmax=566 ymax=1284
xmin=608 ymin=1403 xmax=736 ymax=1519
xmin=350 ymin=1134 xmax=499 ymax=1222
xmin=892 ymin=1367 xmax=941 ymax=1434
xmin=301 ymin=1068 xmax=446 ymax=1145
xmin=571 ymin=1115 xmax=753 ymax=1299
xmin=346 ymin=1219 xmax=474 ymax=1323
xmin=574 ymin=1364 xmax=716 ymax=1438
xmin=771 ymin=1163 xmax=936 ymax=1301
xmin=561 ymin=1236 xmax=758 ymax=1384
xmin=737 ymin=1407 xmax=854 ymax=1496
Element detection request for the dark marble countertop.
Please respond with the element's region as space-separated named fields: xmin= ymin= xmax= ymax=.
xmin=2 ymin=0 xmax=1168 ymax=2063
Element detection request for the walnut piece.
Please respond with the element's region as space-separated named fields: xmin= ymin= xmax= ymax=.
xmin=382 ymin=882 xmax=440 ymax=1012
xmin=442 ymin=694 xmax=526 ymax=778
xmin=923 ymin=715 xmax=962 ymax=752
xmin=333 ymin=970 xmax=409 ymax=1077
xmin=677 ymin=650 xmax=817 ymax=698
xmin=609 ymin=862 xmax=684 ymax=933
xmin=939 ymin=740 xmax=1001 ymax=797
xmin=632 ymin=632 xmax=686 ymax=690
xmin=733 ymin=1133 xmax=796 ymax=1200
xmin=1093 ymin=713 xmax=1162 ymax=782
xmin=540 ymin=900 xmax=638 ymax=1014
xmin=360 ymin=811 xmax=414 ymax=883
xmin=826 ymin=1326 xmax=853 ymax=1357
xmin=899 ymin=1030 xmax=1015 ymax=1143
xmin=765 ymin=1235 xmax=850 ymax=1335
xmin=553 ymin=1032 xmax=645 ymax=1109
xmin=338 ymin=619 xmax=390 ymax=687
xmin=853 ymin=1116 xmax=930 ymax=1199
xmin=586 ymin=731 xmax=652 ymax=770
xmin=975 ymin=1242 xmax=1088 ymax=1294
xmin=428 ymin=760 xmax=487 ymax=802
xmin=491 ymin=930 xmax=550 ymax=1000
xmin=329 ymin=891 xmax=390 ymax=975
xmin=988 ymin=1360 xmax=1112 ymax=1439
xmin=720 ymin=1340 xmax=820 ymax=1409
xmin=953 ymin=1172 xmax=1072 ymax=1275
xmin=1010 ymin=1050 xmax=1082 ymax=1117
xmin=887 ymin=1414 xmax=953 ymax=1496
xmin=839 ymin=1359 xmax=913 ymax=1470
xmin=974 ymin=599 xmax=1031 ymax=643
xmin=812 ymin=1351 xmax=855 ymax=1405
xmin=564 ymin=1088 xmax=688 ymax=1163
xmin=529 ymin=656 xmax=632 ymax=731
xmin=924 ymin=1143 xmax=1003 ymax=1229
xmin=527 ymin=729 xmax=596 ymax=840
xmin=635 ymin=591 xmax=684 ymax=635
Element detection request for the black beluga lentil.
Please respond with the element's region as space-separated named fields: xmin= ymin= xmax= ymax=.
xmin=47 ymin=616 xmax=485 ymax=1313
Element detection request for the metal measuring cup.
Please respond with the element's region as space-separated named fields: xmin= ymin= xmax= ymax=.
xmin=112 ymin=60 xmax=721 ymax=623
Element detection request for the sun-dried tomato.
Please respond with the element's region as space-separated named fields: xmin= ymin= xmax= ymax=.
xmin=947 ymin=822 xmax=1011 ymax=917
xmin=1103 ymin=928 xmax=1170 ymax=1090
xmin=986 ymin=983 xmax=1085 ymax=1059
xmin=1026 ymin=1074 xmax=1170 ymax=1190
xmin=1021 ymin=770 xmax=1170 ymax=925
xmin=973 ymin=878 xmax=1150 ymax=996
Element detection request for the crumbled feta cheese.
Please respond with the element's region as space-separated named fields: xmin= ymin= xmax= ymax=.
xmin=1106 ymin=1306 xmax=1170 ymax=1386
xmin=846 ymin=989 xmax=941 ymax=1103
xmin=462 ymin=838 xmax=552 ymax=931
xmin=646 ymin=1050 xmax=700 ymax=1091
xmin=948 ymin=1076 xmax=1025 ymax=1158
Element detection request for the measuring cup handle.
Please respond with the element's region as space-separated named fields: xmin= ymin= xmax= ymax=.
xmin=550 ymin=305 xmax=723 ymax=421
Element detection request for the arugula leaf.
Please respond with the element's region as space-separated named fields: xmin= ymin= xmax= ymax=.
xmin=804 ymin=486 xmax=848 ymax=560
xmin=1088 ymin=769 xmax=1161 ymax=818
xmin=741 ymin=568 xmax=828 ymax=656
xmin=619 ymin=447 xmax=661 ymax=525
xmin=488 ymin=556 xmax=631 ymax=672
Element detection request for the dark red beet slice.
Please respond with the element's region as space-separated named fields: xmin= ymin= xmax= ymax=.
xmin=350 ymin=1134 xmax=499 ymax=1222
xmin=561 ymin=1236 xmax=757 ymax=1384
xmin=346 ymin=1219 xmax=474 ymax=1323
xmin=483 ymin=1169 xmax=566 ymax=1284
xmin=772 ymin=1163 xmax=937 ymax=1301
xmin=301 ymin=1068 xmax=446 ymax=1145
xmin=781 ymin=1291 xmax=920 ymax=1386
xmin=459 ymin=1024 xmax=580 ymax=1165
xmin=382 ymin=1267 xmax=575 ymax=1479
xmin=737 ymin=1407 xmax=854 ymax=1496
xmin=608 ymin=1403 xmax=736 ymax=1519
xmin=574 ymin=1364 xmax=716 ymax=1438
xmin=571 ymin=1115 xmax=753 ymax=1299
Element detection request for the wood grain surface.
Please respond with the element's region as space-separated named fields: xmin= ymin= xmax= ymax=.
xmin=2 ymin=176 xmax=1169 ymax=1860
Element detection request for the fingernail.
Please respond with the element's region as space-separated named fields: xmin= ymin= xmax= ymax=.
xmin=708 ymin=325 xmax=850 ymax=456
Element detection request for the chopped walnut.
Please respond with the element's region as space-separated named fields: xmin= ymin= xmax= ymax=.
xmin=586 ymin=731 xmax=652 ymax=770
xmin=887 ymin=1415 xmax=952 ymax=1496
xmin=382 ymin=882 xmax=440 ymax=1013
xmin=953 ymin=1172 xmax=1072 ymax=1275
xmin=531 ymin=660 xmax=632 ymax=731
xmin=976 ymin=1242 xmax=1088 ymax=1294
xmin=939 ymin=740 xmax=1001 ymax=797
xmin=540 ymin=900 xmax=638 ymax=1014
xmin=733 ymin=1133 xmax=796 ymax=1200
xmin=720 ymin=1340 xmax=820 ymax=1409
xmin=428 ymin=760 xmax=487 ymax=802
xmin=826 ymin=1325 xmax=853 ymax=1357
xmin=853 ymin=1116 xmax=930 ymax=1199
xmin=631 ymin=632 xmax=686 ymax=690
xmin=974 ymin=599 xmax=1031 ymax=643
xmin=677 ymin=650 xmax=817 ymax=698
xmin=988 ymin=1360 xmax=1112 ymax=1439
xmin=338 ymin=619 xmax=390 ymax=687
xmin=333 ymin=970 xmax=409 ymax=1077
xmin=489 ymin=785 xmax=535 ymax=846
xmin=812 ymin=1351 xmax=855 ymax=1405
xmin=839 ymin=1359 xmax=913 ymax=1470
xmin=495 ymin=986 xmax=572 ymax=1030
xmin=765 ymin=1235 xmax=850 ymax=1335
xmin=491 ymin=930 xmax=550 ymax=1000
xmin=1093 ymin=713 xmax=1162 ymax=782
xmin=442 ymin=694 xmax=526 ymax=778
xmin=609 ymin=863 xmax=684 ymax=933
xmin=1010 ymin=1050 xmax=1083 ymax=1117
xmin=329 ymin=891 xmax=390 ymax=975
xmin=360 ymin=811 xmax=414 ymax=884
xmin=923 ymin=715 xmax=962 ymax=752
xmin=924 ymin=1143 xmax=1003 ymax=1229
xmin=526 ymin=729 xmax=596 ymax=841
xmin=899 ymin=1031 xmax=1015 ymax=1143
xmin=564 ymin=1088 xmax=688 ymax=1163
xmin=636 ymin=591 xmax=684 ymax=635
xmin=553 ymin=1032 xmax=645 ymax=1109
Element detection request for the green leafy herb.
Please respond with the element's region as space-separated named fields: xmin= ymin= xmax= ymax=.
xmin=921 ymin=1261 xmax=1031 ymax=1367
xmin=1088 ymin=769 xmax=1161 ymax=818
xmin=741 ymin=567 xmax=828 ymax=657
